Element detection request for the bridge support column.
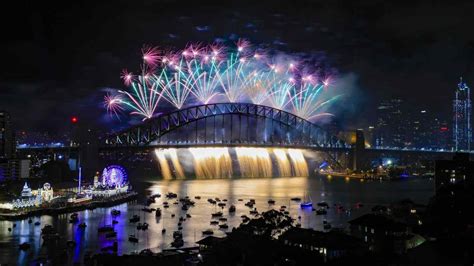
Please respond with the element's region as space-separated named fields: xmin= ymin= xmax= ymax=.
xmin=351 ymin=129 xmax=366 ymax=171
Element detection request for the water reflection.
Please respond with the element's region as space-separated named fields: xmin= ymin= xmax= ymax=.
xmin=0 ymin=176 xmax=433 ymax=265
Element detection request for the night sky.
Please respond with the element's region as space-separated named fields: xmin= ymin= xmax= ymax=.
xmin=1 ymin=0 xmax=474 ymax=133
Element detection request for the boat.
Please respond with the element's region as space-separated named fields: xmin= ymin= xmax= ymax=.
xmin=166 ymin=192 xmax=178 ymax=198
xmin=207 ymin=199 xmax=216 ymax=204
xmin=111 ymin=209 xmax=121 ymax=216
xmin=78 ymin=223 xmax=87 ymax=229
xmin=41 ymin=225 xmax=59 ymax=241
xmin=202 ymin=229 xmax=214 ymax=235
xmin=186 ymin=213 xmax=192 ymax=218
xmin=317 ymin=202 xmax=329 ymax=207
xmin=129 ymin=215 xmax=140 ymax=223
xmin=155 ymin=208 xmax=162 ymax=217
xmin=112 ymin=220 xmax=119 ymax=224
xmin=19 ymin=242 xmax=30 ymax=250
xmin=105 ymin=231 xmax=117 ymax=238
xmin=217 ymin=202 xmax=226 ymax=207
xmin=173 ymin=231 xmax=183 ymax=239
xmin=98 ymin=226 xmax=114 ymax=233
xmin=316 ymin=208 xmax=327 ymax=215
xmin=34 ymin=221 xmax=41 ymax=226
xmin=249 ymin=209 xmax=258 ymax=215
xmin=129 ymin=235 xmax=138 ymax=243
xmin=300 ymin=192 xmax=312 ymax=209
xmin=229 ymin=205 xmax=236 ymax=213
xmin=291 ymin=197 xmax=301 ymax=201
xmin=219 ymin=224 xmax=229 ymax=229
xmin=171 ymin=214 xmax=175 ymax=218
xmin=210 ymin=220 xmax=219 ymax=225
xmin=211 ymin=211 xmax=223 ymax=217
xmin=219 ymin=217 xmax=227 ymax=222
xmin=194 ymin=196 xmax=201 ymax=200
xmin=245 ymin=201 xmax=254 ymax=207
xmin=238 ymin=199 xmax=243 ymax=201
xmin=268 ymin=199 xmax=275 ymax=204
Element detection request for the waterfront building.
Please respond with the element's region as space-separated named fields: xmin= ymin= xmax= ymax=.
xmin=453 ymin=78 xmax=471 ymax=151
xmin=0 ymin=111 xmax=15 ymax=159
xmin=21 ymin=182 xmax=32 ymax=197
xmin=434 ymin=153 xmax=474 ymax=191
xmin=279 ymin=227 xmax=363 ymax=262
xmin=38 ymin=183 xmax=54 ymax=202
xmin=84 ymin=165 xmax=130 ymax=198
xmin=349 ymin=214 xmax=413 ymax=254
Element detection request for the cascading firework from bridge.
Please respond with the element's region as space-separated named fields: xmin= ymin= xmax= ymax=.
xmin=154 ymin=147 xmax=309 ymax=179
xmin=105 ymin=40 xmax=342 ymax=122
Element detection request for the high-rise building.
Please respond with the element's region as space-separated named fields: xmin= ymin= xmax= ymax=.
xmin=453 ymin=78 xmax=471 ymax=151
xmin=375 ymin=98 xmax=405 ymax=148
xmin=0 ymin=111 xmax=15 ymax=159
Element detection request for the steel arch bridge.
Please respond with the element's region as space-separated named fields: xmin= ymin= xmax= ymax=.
xmin=102 ymin=102 xmax=347 ymax=148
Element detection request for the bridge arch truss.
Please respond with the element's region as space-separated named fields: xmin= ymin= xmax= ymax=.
xmin=103 ymin=103 xmax=347 ymax=148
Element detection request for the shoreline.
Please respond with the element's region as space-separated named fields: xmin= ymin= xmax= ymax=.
xmin=0 ymin=191 xmax=138 ymax=221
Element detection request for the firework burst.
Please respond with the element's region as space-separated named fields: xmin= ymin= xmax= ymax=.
xmin=104 ymin=93 xmax=125 ymax=118
xmin=109 ymin=41 xmax=342 ymax=122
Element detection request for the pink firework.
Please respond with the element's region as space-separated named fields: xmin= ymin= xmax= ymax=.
xmin=236 ymin=38 xmax=250 ymax=53
xmin=142 ymin=46 xmax=160 ymax=67
xmin=104 ymin=93 xmax=124 ymax=118
xmin=120 ymin=69 xmax=134 ymax=86
xmin=209 ymin=43 xmax=225 ymax=61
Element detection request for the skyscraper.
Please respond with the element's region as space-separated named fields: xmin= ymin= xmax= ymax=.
xmin=453 ymin=78 xmax=471 ymax=151
xmin=375 ymin=98 xmax=405 ymax=148
xmin=0 ymin=111 xmax=14 ymax=159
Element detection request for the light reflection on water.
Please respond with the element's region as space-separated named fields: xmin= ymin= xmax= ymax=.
xmin=0 ymin=176 xmax=434 ymax=265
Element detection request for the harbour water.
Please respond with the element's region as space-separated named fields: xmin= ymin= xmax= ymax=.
xmin=0 ymin=175 xmax=434 ymax=265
